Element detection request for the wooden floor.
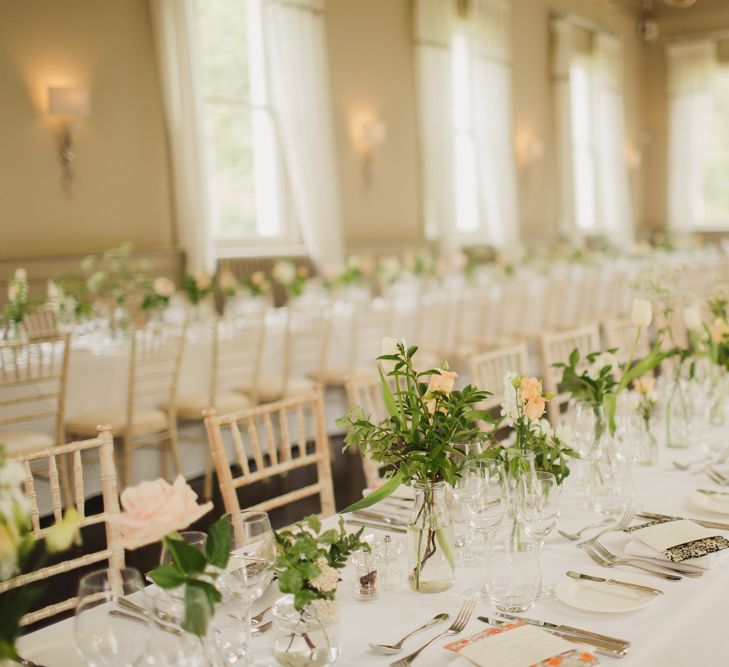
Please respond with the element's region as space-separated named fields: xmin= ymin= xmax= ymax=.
xmin=24 ymin=435 xmax=366 ymax=627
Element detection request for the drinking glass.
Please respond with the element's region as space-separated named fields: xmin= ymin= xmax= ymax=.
xmin=452 ymin=441 xmax=484 ymax=565
xmin=484 ymin=531 xmax=541 ymax=613
xmin=159 ymin=530 xmax=207 ymax=565
xmin=224 ymin=510 xmax=276 ymax=602
xmin=462 ymin=459 xmax=508 ymax=600
xmin=593 ymin=460 xmax=633 ymax=518
xmin=75 ymin=567 xmax=150 ymax=667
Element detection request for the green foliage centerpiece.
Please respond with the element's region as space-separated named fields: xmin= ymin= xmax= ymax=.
xmin=336 ymin=338 xmax=491 ymax=592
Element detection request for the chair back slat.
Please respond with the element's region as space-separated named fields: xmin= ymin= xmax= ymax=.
xmin=541 ymin=324 xmax=601 ymax=424
xmin=22 ymin=308 xmax=59 ymax=340
xmin=230 ymin=421 xmax=251 ymax=476
xmin=284 ymin=311 xmax=331 ymax=386
xmin=0 ymin=428 xmax=123 ymax=627
xmin=204 ymin=392 xmax=335 ymax=519
xmin=469 ymin=343 xmax=530 ymax=411
xmin=213 ymin=315 xmax=265 ymax=402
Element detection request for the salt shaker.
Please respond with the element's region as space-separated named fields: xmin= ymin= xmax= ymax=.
xmin=378 ymin=535 xmax=404 ymax=592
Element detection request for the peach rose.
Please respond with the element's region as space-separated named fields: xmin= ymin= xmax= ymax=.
xmin=709 ymin=318 xmax=729 ymax=343
xmin=428 ymin=369 xmax=458 ymax=394
xmin=524 ymin=396 xmax=546 ymax=420
xmin=109 ymin=475 xmax=213 ymax=550
xmin=154 ymin=276 xmax=175 ymax=297
xmin=194 ymin=273 xmax=212 ymax=290
xmin=518 ymin=377 xmax=542 ymax=403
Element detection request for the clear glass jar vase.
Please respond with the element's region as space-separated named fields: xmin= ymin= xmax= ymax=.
xmin=664 ymin=369 xmax=693 ymax=449
xmin=272 ymin=595 xmax=340 ymax=666
xmin=407 ymin=480 xmax=455 ymax=593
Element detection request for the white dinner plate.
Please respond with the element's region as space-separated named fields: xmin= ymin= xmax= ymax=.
xmin=19 ymin=637 xmax=83 ymax=667
xmin=690 ymin=490 xmax=729 ymax=516
xmin=553 ymin=573 xmax=659 ymax=613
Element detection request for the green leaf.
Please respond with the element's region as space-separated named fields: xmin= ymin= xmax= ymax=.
xmin=149 ymin=564 xmax=187 ymax=589
xmin=278 ymin=567 xmax=304 ymax=593
xmin=435 ymin=527 xmax=456 ymax=569
xmin=167 ymin=537 xmax=207 ymax=575
xmin=182 ymin=583 xmax=213 ymax=637
xmin=339 ymin=470 xmax=405 ymax=513
xmin=603 ymin=392 xmax=617 ymax=435
xmin=205 ymin=514 xmax=232 ymax=569
xmin=378 ymin=366 xmax=398 ymax=418
xmin=306 ymin=515 xmax=321 ymax=533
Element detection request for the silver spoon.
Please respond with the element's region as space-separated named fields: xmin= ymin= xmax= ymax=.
xmin=369 ymin=612 xmax=449 ymax=655
xmin=558 ymin=518 xmax=612 ymax=541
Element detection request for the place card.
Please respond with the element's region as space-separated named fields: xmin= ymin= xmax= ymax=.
xmin=444 ymin=622 xmax=599 ymax=667
xmin=630 ymin=518 xmax=729 ymax=562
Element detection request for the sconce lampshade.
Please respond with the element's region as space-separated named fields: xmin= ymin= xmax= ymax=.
xmin=47 ymin=86 xmax=89 ymax=117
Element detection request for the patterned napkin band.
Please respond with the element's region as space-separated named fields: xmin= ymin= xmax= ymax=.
xmin=624 ymin=518 xmax=729 ymax=562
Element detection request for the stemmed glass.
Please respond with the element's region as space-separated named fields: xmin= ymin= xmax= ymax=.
xmin=517 ymin=471 xmax=560 ymax=596
xmin=461 ymin=459 xmax=508 ymax=600
xmin=159 ymin=530 xmax=207 ymax=565
xmin=75 ymin=567 xmax=150 ymax=667
xmin=224 ymin=510 xmax=276 ymax=602
xmin=452 ymin=441 xmax=484 ymax=565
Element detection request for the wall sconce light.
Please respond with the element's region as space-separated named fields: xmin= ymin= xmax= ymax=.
xmin=515 ymin=128 xmax=544 ymax=170
xmin=349 ymin=111 xmax=386 ymax=187
xmin=47 ymin=85 xmax=89 ymax=194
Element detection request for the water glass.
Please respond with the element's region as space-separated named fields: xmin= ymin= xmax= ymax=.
xmin=452 ymin=441 xmax=484 ymax=564
xmin=75 ymin=567 xmax=150 ymax=667
xmin=517 ymin=471 xmax=560 ymax=546
xmin=484 ymin=533 xmax=541 ymax=613
xmin=593 ymin=461 xmax=633 ymax=518
xmin=224 ymin=509 xmax=276 ymax=601
xmin=159 ymin=530 xmax=207 ymax=565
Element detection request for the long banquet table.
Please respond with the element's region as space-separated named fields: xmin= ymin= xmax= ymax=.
xmin=19 ymin=447 xmax=728 ymax=666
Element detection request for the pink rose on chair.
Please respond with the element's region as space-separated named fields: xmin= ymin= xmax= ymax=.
xmin=109 ymin=475 xmax=213 ymax=550
xmin=427 ymin=369 xmax=458 ymax=394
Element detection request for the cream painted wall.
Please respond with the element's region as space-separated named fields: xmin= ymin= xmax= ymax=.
xmin=325 ymin=0 xmax=423 ymax=249
xmin=0 ymin=0 xmax=174 ymax=258
xmin=642 ymin=2 xmax=729 ymax=233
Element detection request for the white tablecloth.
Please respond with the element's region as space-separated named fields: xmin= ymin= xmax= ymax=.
xmin=19 ymin=448 xmax=729 ymax=666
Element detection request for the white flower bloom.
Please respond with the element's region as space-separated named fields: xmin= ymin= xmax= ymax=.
xmin=310 ymin=557 xmax=339 ymax=593
xmin=7 ymin=284 xmax=18 ymax=303
xmin=13 ymin=268 xmax=27 ymax=284
xmin=631 ymin=298 xmax=653 ymax=328
xmin=87 ymin=271 xmax=106 ymax=293
xmin=304 ymin=598 xmax=339 ymax=624
xmin=500 ymin=372 xmax=519 ymax=427
xmin=272 ymin=260 xmax=296 ymax=285
xmin=683 ymin=306 xmax=703 ymax=331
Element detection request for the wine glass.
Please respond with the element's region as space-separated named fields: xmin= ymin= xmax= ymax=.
xmin=224 ymin=510 xmax=276 ymax=602
xmin=517 ymin=471 xmax=560 ymax=596
xmin=75 ymin=567 xmax=150 ymax=666
xmin=159 ymin=530 xmax=207 ymax=565
xmin=452 ymin=441 xmax=484 ymax=565
xmin=462 ymin=459 xmax=508 ymax=600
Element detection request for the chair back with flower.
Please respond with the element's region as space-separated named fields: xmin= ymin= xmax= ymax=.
xmin=602 ymin=317 xmax=652 ymax=366
xmin=0 ymin=334 xmax=72 ymax=501
xmin=0 ymin=427 xmax=123 ymax=626
xmin=541 ymin=324 xmax=601 ymax=424
xmin=469 ymin=343 xmax=530 ymax=414
xmin=344 ymin=374 xmax=391 ymax=486
xmin=66 ymin=323 xmax=186 ymax=487
xmin=203 ymin=391 xmax=335 ymax=523
xmin=21 ymin=307 xmax=59 ymax=341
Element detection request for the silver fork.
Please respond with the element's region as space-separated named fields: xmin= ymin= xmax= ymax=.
xmin=707 ymin=466 xmax=729 ymax=486
xmin=590 ymin=540 xmax=702 ymax=577
xmin=581 ymin=542 xmax=682 ymax=581
xmin=558 ymin=518 xmax=612 ymax=541
xmin=390 ymin=599 xmax=475 ymax=666
xmin=578 ymin=509 xmax=635 ymax=548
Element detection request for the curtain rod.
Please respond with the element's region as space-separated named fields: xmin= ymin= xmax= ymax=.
xmin=663 ymin=29 xmax=729 ymax=44
xmin=550 ymin=10 xmax=616 ymax=38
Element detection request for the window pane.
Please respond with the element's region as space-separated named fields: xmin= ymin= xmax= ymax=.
xmin=703 ymin=67 xmax=729 ymax=228
xmin=570 ymin=60 xmax=596 ymax=231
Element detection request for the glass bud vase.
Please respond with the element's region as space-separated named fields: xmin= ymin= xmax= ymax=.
xmin=272 ymin=594 xmax=340 ymax=666
xmin=665 ymin=372 xmax=693 ymax=449
xmin=407 ymin=481 xmax=455 ymax=593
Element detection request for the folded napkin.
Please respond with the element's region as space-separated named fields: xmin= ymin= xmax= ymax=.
xmin=445 ymin=622 xmax=599 ymax=667
xmin=625 ymin=519 xmax=729 ymax=565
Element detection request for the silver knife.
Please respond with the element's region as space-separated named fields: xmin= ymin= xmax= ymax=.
xmin=345 ymin=518 xmax=407 ymax=533
xmin=639 ymin=511 xmax=729 ymax=531
xmin=698 ymin=488 xmax=729 ymax=498
xmin=353 ymin=509 xmax=408 ymax=526
xmin=479 ymin=617 xmax=628 ymax=658
xmin=566 ymin=570 xmax=663 ymax=595
xmin=496 ymin=613 xmax=631 ymax=649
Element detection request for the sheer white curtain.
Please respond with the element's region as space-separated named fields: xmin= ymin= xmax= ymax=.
xmin=263 ymin=0 xmax=343 ymax=268
xmin=150 ymin=0 xmax=215 ymax=274
xmin=413 ymin=0 xmax=455 ymax=253
xmin=413 ymin=0 xmax=518 ymax=254
xmin=471 ymin=0 xmax=519 ymax=248
xmin=666 ymin=39 xmax=718 ymax=233
xmin=593 ymin=34 xmax=633 ymax=245
xmin=551 ymin=17 xmax=576 ymax=237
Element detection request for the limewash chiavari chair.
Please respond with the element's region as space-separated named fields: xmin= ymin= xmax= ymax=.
xmin=22 ymin=307 xmax=60 ymax=340
xmin=0 ymin=427 xmax=123 ymax=626
xmin=469 ymin=343 xmax=530 ymax=412
xmin=541 ymin=324 xmax=601 ymax=425
xmin=176 ymin=315 xmax=264 ymax=499
xmin=254 ymin=309 xmax=330 ymax=403
xmin=414 ymin=292 xmax=453 ymax=369
xmin=0 ymin=334 xmax=72 ymax=503
xmin=602 ymin=317 xmax=651 ymax=366
xmin=450 ymin=289 xmax=489 ymax=368
xmin=344 ymin=374 xmax=390 ymax=487
xmin=203 ymin=392 xmax=335 ymax=522
xmin=66 ymin=323 xmax=186 ymax=487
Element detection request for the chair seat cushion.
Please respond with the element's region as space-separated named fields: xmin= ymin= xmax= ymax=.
xmin=0 ymin=431 xmax=55 ymax=454
xmin=67 ymin=408 xmax=168 ymax=437
xmin=175 ymin=392 xmax=252 ymax=420
xmin=245 ymin=376 xmax=316 ymax=403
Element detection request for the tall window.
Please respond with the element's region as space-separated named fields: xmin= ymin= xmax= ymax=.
xmin=702 ymin=65 xmax=729 ymax=228
xmin=193 ymin=0 xmax=295 ymax=246
xmin=569 ymin=58 xmax=597 ymax=232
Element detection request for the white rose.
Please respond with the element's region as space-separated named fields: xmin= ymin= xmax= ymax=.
xmin=272 ymin=261 xmax=296 ymax=285
xmin=631 ymin=298 xmax=653 ymax=328
xmin=47 ymin=280 xmax=62 ymax=302
xmin=683 ymin=306 xmax=703 ymax=332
